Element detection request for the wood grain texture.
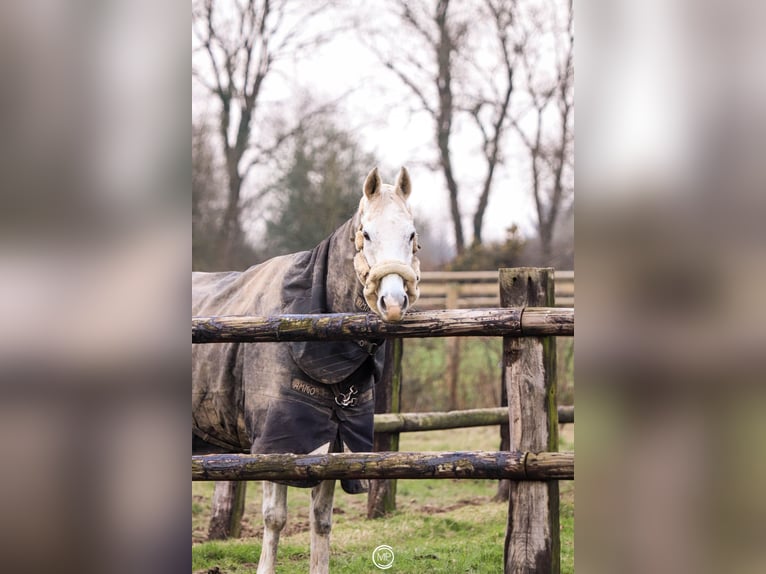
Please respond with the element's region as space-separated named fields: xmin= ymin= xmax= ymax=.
xmin=373 ymin=406 xmax=573 ymax=433
xmin=192 ymin=451 xmax=574 ymax=481
xmin=501 ymin=268 xmax=561 ymax=574
xmin=192 ymin=307 xmax=573 ymax=343
xmin=207 ymin=480 xmax=246 ymax=540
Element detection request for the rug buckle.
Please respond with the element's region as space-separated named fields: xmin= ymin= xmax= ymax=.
xmin=335 ymin=385 xmax=358 ymax=408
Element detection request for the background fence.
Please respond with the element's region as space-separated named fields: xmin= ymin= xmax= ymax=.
xmin=407 ymin=270 xmax=574 ymax=416
xmin=416 ymin=269 xmax=574 ymax=309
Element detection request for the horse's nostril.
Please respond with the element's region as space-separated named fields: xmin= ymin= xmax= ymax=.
xmin=378 ymin=296 xmax=387 ymax=312
xmin=402 ymin=294 xmax=409 ymax=309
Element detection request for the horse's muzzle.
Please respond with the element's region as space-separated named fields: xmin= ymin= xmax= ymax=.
xmin=377 ymin=272 xmax=409 ymax=321
xmin=378 ymin=287 xmax=409 ymax=322
xmin=354 ymin=253 xmax=420 ymax=320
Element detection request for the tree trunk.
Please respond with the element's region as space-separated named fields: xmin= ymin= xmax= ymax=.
xmin=220 ymin=155 xmax=245 ymax=268
xmin=540 ymin=224 xmax=554 ymax=267
xmin=207 ymin=481 xmax=247 ymax=540
xmin=435 ymin=0 xmax=464 ymax=255
xmin=472 ymin=171 xmax=494 ymax=247
xmin=437 ymin=131 xmax=464 ymax=255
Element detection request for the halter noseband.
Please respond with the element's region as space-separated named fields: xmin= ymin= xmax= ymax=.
xmin=353 ymin=226 xmax=421 ymax=315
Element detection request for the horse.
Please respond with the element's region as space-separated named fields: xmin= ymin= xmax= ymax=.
xmin=192 ymin=167 xmax=421 ymax=574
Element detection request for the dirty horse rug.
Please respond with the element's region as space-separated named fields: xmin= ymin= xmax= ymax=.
xmin=193 ymin=218 xmax=387 ymax=493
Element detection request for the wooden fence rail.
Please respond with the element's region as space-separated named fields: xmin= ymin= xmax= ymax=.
xmin=192 ymin=307 xmax=574 ymax=343
xmin=373 ymin=406 xmax=573 ymax=433
xmin=192 ymin=450 xmax=575 ymax=482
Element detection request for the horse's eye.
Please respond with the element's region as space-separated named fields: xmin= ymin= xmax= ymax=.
xmin=363 ymin=231 xmax=371 ymax=241
xmin=409 ymin=232 xmax=416 ymax=242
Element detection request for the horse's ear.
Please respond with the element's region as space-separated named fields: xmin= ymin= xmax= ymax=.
xmin=395 ymin=167 xmax=411 ymax=199
xmin=363 ymin=167 xmax=382 ymax=199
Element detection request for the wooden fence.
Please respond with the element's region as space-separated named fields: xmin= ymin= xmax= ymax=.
xmin=411 ymin=270 xmax=573 ymax=420
xmin=192 ymin=267 xmax=573 ymax=574
xmin=416 ymin=269 xmax=574 ymax=309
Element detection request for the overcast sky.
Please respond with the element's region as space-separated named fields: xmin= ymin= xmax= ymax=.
xmin=192 ymin=2 xmax=558 ymax=249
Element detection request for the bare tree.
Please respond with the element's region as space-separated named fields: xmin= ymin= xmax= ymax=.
xmin=192 ymin=120 xmax=228 ymax=270
xmin=381 ymin=0 xmax=467 ymax=253
xmin=466 ymin=0 xmax=519 ymax=246
xmin=366 ymin=0 xmax=520 ymax=254
xmin=192 ymin=0 xmax=337 ymax=268
xmin=512 ymin=0 xmax=574 ymax=265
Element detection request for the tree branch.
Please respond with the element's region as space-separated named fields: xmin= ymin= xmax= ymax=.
xmin=382 ymin=61 xmax=437 ymax=119
xmin=242 ymin=92 xmax=352 ymax=178
xmin=396 ymin=0 xmax=438 ymax=48
xmin=469 ymin=0 xmax=517 ymax=245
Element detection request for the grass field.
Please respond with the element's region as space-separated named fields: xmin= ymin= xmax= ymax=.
xmin=192 ymin=424 xmax=574 ymax=573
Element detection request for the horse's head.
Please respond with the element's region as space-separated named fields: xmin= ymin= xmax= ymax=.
xmin=353 ymin=167 xmax=421 ymax=322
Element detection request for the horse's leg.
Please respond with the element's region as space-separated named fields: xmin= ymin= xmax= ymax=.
xmin=310 ymin=479 xmax=336 ymax=574
xmin=257 ymin=481 xmax=287 ymax=574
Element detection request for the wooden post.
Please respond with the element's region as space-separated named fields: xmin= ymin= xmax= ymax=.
xmin=445 ymin=283 xmax=461 ymax=410
xmin=207 ymin=480 xmax=247 ymax=540
xmin=367 ymin=338 xmax=403 ymax=518
xmin=500 ymin=268 xmax=559 ymax=574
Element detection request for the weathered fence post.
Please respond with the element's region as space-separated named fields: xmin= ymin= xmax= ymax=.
xmin=500 ymin=268 xmax=560 ymax=574
xmin=367 ymin=338 xmax=403 ymax=518
xmin=207 ymin=480 xmax=247 ymax=540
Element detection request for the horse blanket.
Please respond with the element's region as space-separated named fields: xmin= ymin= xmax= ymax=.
xmin=192 ymin=218 xmax=384 ymax=493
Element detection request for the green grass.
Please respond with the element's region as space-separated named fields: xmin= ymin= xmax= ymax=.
xmin=560 ymin=480 xmax=575 ymax=573
xmin=193 ymin=425 xmax=574 ymax=573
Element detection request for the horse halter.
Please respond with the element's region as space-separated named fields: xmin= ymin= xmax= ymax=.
xmin=353 ymin=225 xmax=421 ymax=315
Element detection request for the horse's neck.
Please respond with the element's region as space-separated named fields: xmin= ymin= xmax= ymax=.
xmin=325 ymin=217 xmax=361 ymax=313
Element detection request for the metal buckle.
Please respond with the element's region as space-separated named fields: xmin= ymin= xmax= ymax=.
xmin=357 ymin=339 xmax=380 ymax=355
xmin=335 ymin=385 xmax=358 ymax=408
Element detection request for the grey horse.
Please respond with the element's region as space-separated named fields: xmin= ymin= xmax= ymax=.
xmin=192 ymin=167 xmax=420 ymax=573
